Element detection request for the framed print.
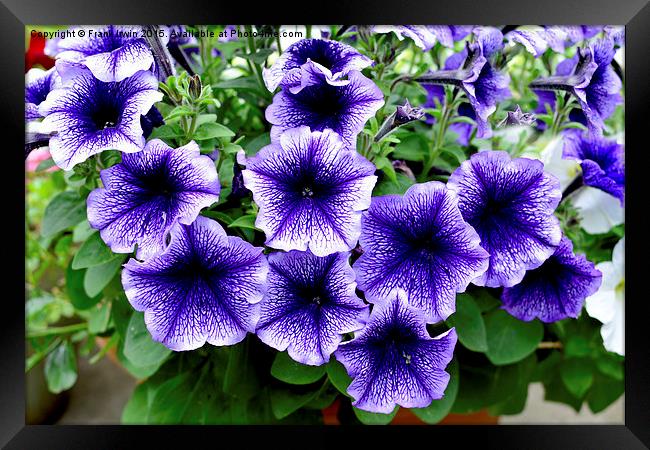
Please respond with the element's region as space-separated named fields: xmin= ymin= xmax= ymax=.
xmin=3 ymin=0 xmax=649 ymax=448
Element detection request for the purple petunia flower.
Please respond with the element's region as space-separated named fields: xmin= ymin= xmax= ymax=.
xmin=25 ymin=67 xmax=60 ymax=121
xmin=38 ymin=61 xmax=162 ymax=170
xmin=52 ymin=25 xmax=168 ymax=82
xmin=372 ymin=25 xmax=471 ymax=51
xmin=563 ymin=130 xmax=625 ymax=204
xmin=335 ymin=293 xmax=457 ymax=414
xmin=447 ymin=151 xmax=562 ymax=288
xmin=353 ymin=182 xmax=489 ymax=323
xmin=502 ymin=236 xmax=602 ymax=322
xmin=263 ymin=38 xmax=373 ymax=94
xmin=530 ymin=38 xmax=622 ymax=134
xmin=418 ymin=28 xmax=510 ymax=139
xmin=87 ymin=139 xmax=220 ymax=259
xmin=265 ymin=70 xmax=384 ymax=148
xmin=506 ymin=28 xmax=549 ymax=57
xmin=256 ymin=250 xmax=369 ymax=366
xmin=241 ymin=127 xmax=377 ymax=257
xmin=122 ymin=216 xmax=267 ymax=351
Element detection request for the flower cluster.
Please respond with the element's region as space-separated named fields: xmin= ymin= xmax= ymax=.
xmin=28 ymin=24 xmax=624 ymax=420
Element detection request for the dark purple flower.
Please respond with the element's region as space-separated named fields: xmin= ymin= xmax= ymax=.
xmin=375 ymin=99 xmax=424 ymax=141
xmin=373 ymin=26 xmax=472 ymax=51
xmin=265 ymin=70 xmax=384 ymax=148
xmin=122 ymin=216 xmax=267 ymax=351
xmin=87 ymin=139 xmax=220 ymax=259
xmin=256 ymin=250 xmax=369 ymax=366
xmin=502 ymin=236 xmax=602 ymax=322
xmin=418 ymin=30 xmax=510 ymax=139
xmin=139 ymin=106 xmax=164 ymax=139
xmin=53 ymin=25 xmax=167 ymax=82
xmin=263 ymin=38 xmax=372 ymax=93
xmin=530 ymin=38 xmax=622 ymax=134
xmin=353 ymin=182 xmax=489 ymax=323
xmin=335 ymin=293 xmax=457 ymax=413
xmin=25 ymin=67 xmax=60 ymax=121
xmin=240 ymin=127 xmax=376 ymax=256
xmin=38 ymin=61 xmax=162 ymax=170
xmin=563 ymin=130 xmax=625 ymax=204
xmin=447 ymin=151 xmax=562 ymax=288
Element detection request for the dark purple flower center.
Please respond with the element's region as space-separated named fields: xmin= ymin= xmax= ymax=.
xmin=291 ymin=83 xmax=345 ymax=130
xmin=294 ymin=40 xmax=339 ymax=68
xmin=90 ymin=102 xmax=122 ymax=131
xmin=296 ymin=285 xmax=329 ymax=308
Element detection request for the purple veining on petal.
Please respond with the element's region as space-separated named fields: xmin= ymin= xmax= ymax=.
xmin=335 ymin=293 xmax=457 ymax=413
xmin=25 ymin=67 xmax=61 ymax=121
xmin=87 ymin=139 xmax=220 ymax=259
xmin=502 ymin=236 xmax=602 ymax=322
xmin=353 ymin=181 xmax=489 ymax=323
xmin=563 ymin=130 xmax=624 ymax=204
xmin=121 ymin=216 xmax=267 ymax=351
xmin=265 ymin=70 xmax=384 ymax=149
xmin=241 ymin=126 xmax=377 ymax=256
xmin=38 ymin=61 xmax=162 ymax=170
xmin=256 ymin=250 xmax=369 ymax=366
xmin=447 ymin=151 xmax=562 ymax=288
xmin=263 ymin=38 xmax=373 ymax=93
xmin=53 ymin=25 xmax=167 ymax=82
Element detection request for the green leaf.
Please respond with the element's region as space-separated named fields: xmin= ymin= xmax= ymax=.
xmin=468 ymin=289 xmax=501 ymax=312
xmin=122 ymin=379 xmax=156 ymax=424
xmin=484 ymin=309 xmax=543 ymax=365
xmin=44 ymin=340 xmax=78 ymax=393
xmin=487 ymin=354 xmax=537 ymax=416
xmin=451 ymin=361 xmax=521 ymax=414
xmin=372 ymin=172 xmax=415 ymax=196
xmin=149 ymin=124 xmax=185 ymax=140
xmin=353 ymin=406 xmax=398 ymax=425
xmin=88 ymin=301 xmax=112 ymax=334
xmin=586 ymin=373 xmax=624 ymax=413
xmin=303 ymin=381 xmax=338 ymax=410
xmin=412 ymin=358 xmax=459 ymax=423
xmin=595 ymin=354 xmax=624 ymax=381
xmin=202 ymin=210 xmax=235 ymax=225
xmin=240 ymin=48 xmax=274 ymax=64
xmin=35 ymin=158 xmax=57 ymax=172
xmin=374 ymin=155 xmax=397 ymax=183
xmin=269 ymin=385 xmax=321 ymax=420
xmin=123 ymin=311 xmax=172 ymax=368
xmin=270 ymin=351 xmax=326 ymax=385
xmin=42 ymin=191 xmax=87 ymax=237
xmin=543 ymin=372 xmax=583 ymax=412
xmin=228 ymin=214 xmax=258 ymax=231
xmin=392 ymin=134 xmax=427 ymax=162
xmin=446 ymin=294 xmax=487 ymax=352
xmin=163 ymin=105 xmax=194 ymax=122
xmin=66 ymin=262 xmax=102 ymax=310
xmin=326 ymin=357 xmax=352 ymax=396
xmin=560 ymin=358 xmax=594 ymax=398
xmin=83 ymin=256 xmax=125 ymax=297
xmin=193 ymin=122 xmax=235 ymax=140
xmin=223 ymin=338 xmax=260 ymax=400
xmin=72 ymin=232 xmax=115 ymax=269
xmin=213 ymin=76 xmax=260 ymax=91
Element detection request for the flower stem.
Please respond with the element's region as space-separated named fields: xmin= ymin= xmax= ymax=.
xmin=537 ymin=341 xmax=563 ymax=350
xmin=27 ymin=323 xmax=87 ymax=339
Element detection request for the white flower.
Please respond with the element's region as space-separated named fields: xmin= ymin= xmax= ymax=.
xmin=571 ymin=187 xmax=625 ymax=235
xmin=585 ymin=238 xmax=624 ymax=355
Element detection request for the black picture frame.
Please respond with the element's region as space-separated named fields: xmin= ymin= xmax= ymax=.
xmin=4 ymin=0 xmax=649 ymax=448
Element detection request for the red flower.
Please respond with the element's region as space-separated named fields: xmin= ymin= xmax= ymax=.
xmin=25 ymin=35 xmax=54 ymax=72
